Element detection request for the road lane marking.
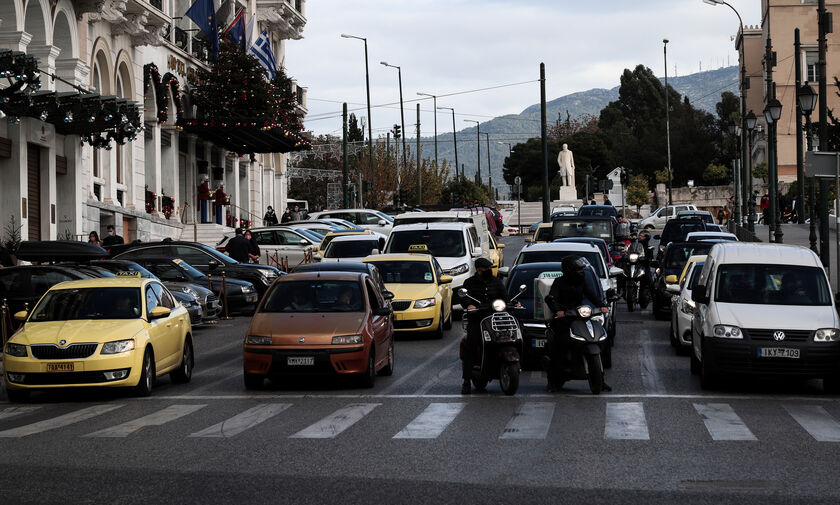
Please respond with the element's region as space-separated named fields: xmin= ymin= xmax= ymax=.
xmin=84 ymin=404 xmax=206 ymax=438
xmin=500 ymin=402 xmax=555 ymax=439
xmin=382 ymin=337 xmax=461 ymax=395
xmin=693 ymin=403 xmax=757 ymax=441
xmin=290 ymin=403 xmax=379 ymax=439
xmin=393 ymin=402 xmax=464 ymax=439
xmin=0 ymin=406 xmax=40 ymax=421
xmin=189 ymin=403 xmax=292 ymax=438
xmin=0 ymin=404 xmax=124 ymax=437
xmin=97 ymin=393 xmax=840 ymax=401
xmin=785 ymin=404 xmax=840 ymax=442
xmin=604 ymin=402 xmax=649 ymax=440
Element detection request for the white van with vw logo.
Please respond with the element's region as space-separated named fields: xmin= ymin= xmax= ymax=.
xmin=690 ymin=243 xmax=840 ymax=392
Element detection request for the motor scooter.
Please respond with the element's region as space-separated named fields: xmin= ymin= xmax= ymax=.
xmin=622 ymin=251 xmax=650 ymax=312
xmin=542 ymin=305 xmax=609 ymax=394
xmin=459 ymin=285 xmax=526 ymax=396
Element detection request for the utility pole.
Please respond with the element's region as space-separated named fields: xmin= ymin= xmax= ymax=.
xmin=540 ymin=62 xmax=549 ymax=221
xmin=664 ymin=39 xmax=673 ymax=205
xmin=484 ymin=133 xmax=492 ymax=198
xmin=765 ymin=37 xmax=777 ymax=242
xmin=342 ymin=103 xmax=348 ymax=208
xmin=795 ymin=28 xmax=805 ymax=224
xmin=818 ymin=0 xmax=830 ymax=267
xmin=416 ymin=103 xmax=421 ymax=205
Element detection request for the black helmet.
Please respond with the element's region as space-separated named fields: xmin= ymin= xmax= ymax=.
xmin=474 ymin=257 xmax=493 ymax=270
xmin=561 ymin=255 xmax=587 ymax=276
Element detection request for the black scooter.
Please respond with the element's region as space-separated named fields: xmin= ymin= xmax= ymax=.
xmin=459 ymin=285 xmax=526 ymax=396
xmin=622 ymin=250 xmax=651 ymax=312
xmin=543 ymin=305 xmax=609 ymax=394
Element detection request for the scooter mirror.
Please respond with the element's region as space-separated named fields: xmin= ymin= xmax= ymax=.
xmin=458 ymin=288 xmax=468 ymax=298
xmin=519 ymin=284 xmax=527 ymax=292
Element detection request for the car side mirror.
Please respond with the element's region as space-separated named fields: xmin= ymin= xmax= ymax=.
xmin=664 ymin=275 xmax=678 ymax=284
xmin=377 ymin=219 xmax=387 ymax=226
xmin=497 ymin=243 xmax=506 ymax=249
xmin=691 ymin=285 xmax=709 ymax=305
xmin=149 ymin=306 xmax=171 ymax=320
xmin=609 ymin=266 xmax=624 ymax=278
xmin=498 ymin=266 xmax=510 ymax=277
xmin=666 ymin=284 xmax=681 ymax=295
xmin=439 ymin=275 xmax=453 ymax=284
xmin=472 ymin=247 xmax=482 ymax=257
xmin=207 ymin=259 xmax=219 ymax=270
xmin=524 ymin=237 xmax=532 ymax=243
xmin=383 ymin=290 xmax=395 ymax=300
xmin=13 ymin=310 xmax=28 ymax=322
xmin=370 ymin=249 xmax=380 ymax=255
xmin=373 ymin=306 xmax=392 ymax=316
xmin=653 ymin=234 xmax=661 ymax=240
xmin=299 ymin=239 xmax=309 ymax=245
xmin=518 ymin=284 xmax=527 ymax=292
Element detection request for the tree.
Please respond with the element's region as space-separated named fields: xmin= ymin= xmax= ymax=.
xmin=702 ymin=163 xmax=728 ymax=185
xmin=441 ymin=177 xmax=490 ymax=207
xmin=347 ymin=113 xmax=364 ymax=143
xmin=655 ymin=168 xmax=669 ymax=184
xmin=753 ymin=161 xmax=768 ymax=182
xmin=626 ymin=175 xmax=650 ymax=212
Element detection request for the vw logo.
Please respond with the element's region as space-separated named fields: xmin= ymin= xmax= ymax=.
xmin=773 ymin=331 xmax=786 ymax=341
xmin=58 ymin=339 xmax=66 ymax=346
xmin=299 ymin=337 xmax=305 ymax=343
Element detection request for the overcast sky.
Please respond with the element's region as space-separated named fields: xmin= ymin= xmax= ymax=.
xmin=284 ymin=0 xmax=761 ymax=139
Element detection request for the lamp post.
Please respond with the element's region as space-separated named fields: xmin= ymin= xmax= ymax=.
xmin=438 ymin=106 xmax=459 ymax=180
xmin=663 ymin=38 xmax=673 ymax=205
xmin=381 ymin=61 xmax=407 ymax=206
xmin=498 ymin=142 xmax=514 ymax=199
xmin=482 ymin=132 xmax=492 ymax=197
xmin=728 ymin=121 xmax=741 ymax=226
xmin=799 ymin=83 xmax=819 ymax=252
xmin=745 ymin=110 xmax=757 ymax=231
xmin=764 ymin=97 xmax=783 ymax=243
xmin=417 ymin=92 xmax=438 ymax=167
xmin=464 ymin=119 xmax=481 ymax=186
xmin=340 ymin=34 xmax=374 ymax=201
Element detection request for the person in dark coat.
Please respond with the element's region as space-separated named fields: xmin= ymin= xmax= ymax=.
xmin=281 ymin=207 xmax=292 ymax=223
xmin=213 ymin=184 xmax=228 ymax=225
xmin=245 ymin=229 xmax=261 ymax=263
xmin=226 ymin=228 xmax=251 ymax=263
xmin=101 ymin=225 xmax=124 ymax=247
xmin=197 ymin=175 xmax=211 ymax=223
xmin=263 ymin=206 xmax=279 ymax=226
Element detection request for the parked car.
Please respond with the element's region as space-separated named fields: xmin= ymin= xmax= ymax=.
xmin=308 ymin=208 xmax=394 ymax=235
xmin=690 ymin=243 xmax=840 ymax=392
xmin=638 ymin=204 xmax=699 ymax=229
xmin=0 ymin=265 xmax=90 ymax=315
xmin=217 ymin=226 xmax=319 ymax=266
xmin=242 ymin=271 xmax=394 ymax=389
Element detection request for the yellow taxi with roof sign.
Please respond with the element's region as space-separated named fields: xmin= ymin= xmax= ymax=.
xmin=363 ymin=250 xmax=453 ymax=338
xmin=2 ymin=275 xmax=194 ymax=402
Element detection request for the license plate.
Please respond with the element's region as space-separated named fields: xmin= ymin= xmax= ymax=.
xmin=46 ymin=362 xmax=74 ymax=372
xmin=287 ymin=356 xmax=314 ymax=366
xmin=758 ymin=347 xmax=800 ymax=359
xmin=532 ymin=338 xmax=547 ymax=348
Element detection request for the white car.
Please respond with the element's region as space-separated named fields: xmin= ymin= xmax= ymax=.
xmin=684 ymin=231 xmax=738 ymax=242
xmin=690 ymin=243 xmax=840 ymax=392
xmin=321 ymin=235 xmax=383 ymax=263
xmin=309 ymin=209 xmax=394 ymax=235
xmin=217 ymin=227 xmax=320 ymax=265
xmin=638 ymin=204 xmax=698 ymax=229
xmin=668 ymin=258 xmax=706 ymax=350
xmin=384 ymin=222 xmax=485 ymax=307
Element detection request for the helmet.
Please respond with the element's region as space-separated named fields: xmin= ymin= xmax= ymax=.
xmin=474 ymin=257 xmax=492 ymax=270
xmin=561 ymin=255 xmax=587 ymax=277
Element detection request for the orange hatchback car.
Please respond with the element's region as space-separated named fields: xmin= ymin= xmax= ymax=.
xmin=243 ymin=271 xmax=395 ymax=388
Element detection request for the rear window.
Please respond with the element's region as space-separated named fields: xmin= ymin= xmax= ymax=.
xmin=386 ymin=230 xmax=466 ymax=257
xmin=664 ymin=244 xmax=713 ymax=271
xmin=516 ymin=250 xmax=605 ymax=277
xmin=662 ymin=222 xmax=705 ymax=243
xmin=325 ymin=239 xmax=379 ymax=258
xmin=261 ymin=280 xmax=364 ymax=312
xmin=369 ymin=261 xmax=433 ymax=284
xmin=552 ymin=220 xmax=613 ymax=241
xmin=579 ymin=206 xmax=617 ymax=218
xmin=714 ymin=264 xmax=831 ymax=306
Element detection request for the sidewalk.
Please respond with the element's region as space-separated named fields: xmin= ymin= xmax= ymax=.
xmin=756 ymin=223 xmax=840 ymax=290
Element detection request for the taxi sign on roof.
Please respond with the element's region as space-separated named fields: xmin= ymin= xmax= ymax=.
xmin=408 ymin=244 xmax=429 ymax=252
xmin=538 ymin=271 xmax=563 ymax=279
xmin=115 ymin=271 xmax=141 ymax=277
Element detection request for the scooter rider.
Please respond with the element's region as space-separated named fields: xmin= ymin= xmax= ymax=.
xmin=544 ymin=256 xmax=611 ymax=392
xmin=460 ymin=257 xmax=509 ymax=394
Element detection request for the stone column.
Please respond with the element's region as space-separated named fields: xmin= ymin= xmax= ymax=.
xmin=0 ymin=31 xmax=31 ymax=52
xmin=0 ymin=123 xmax=28 ymax=240
xmin=53 ymin=58 xmax=89 ymax=91
xmin=144 ymin=123 xmax=162 ymax=214
xmin=232 ymin=156 xmax=241 ymax=227
xmin=26 ymin=45 xmax=61 ymax=92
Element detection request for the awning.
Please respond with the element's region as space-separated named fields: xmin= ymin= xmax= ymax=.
xmin=177 ymin=118 xmax=311 ymax=154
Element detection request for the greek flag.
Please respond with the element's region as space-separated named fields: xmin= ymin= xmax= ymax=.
xmin=250 ymin=30 xmax=277 ymax=79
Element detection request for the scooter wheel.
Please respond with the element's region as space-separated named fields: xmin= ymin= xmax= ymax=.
xmin=499 ymin=363 xmax=520 ymax=396
xmin=586 ymin=354 xmax=604 ymax=395
xmin=471 ymin=377 xmax=488 ymax=391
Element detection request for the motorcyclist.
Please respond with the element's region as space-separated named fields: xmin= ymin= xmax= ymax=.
xmin=460 ymin=257 xmax=509 ymax=394
xmin=543 ymin=256 xmax=611 ymax=392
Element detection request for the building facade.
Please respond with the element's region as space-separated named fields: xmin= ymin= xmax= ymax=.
xmin=0 ymin=0 xmax=306 ymax=244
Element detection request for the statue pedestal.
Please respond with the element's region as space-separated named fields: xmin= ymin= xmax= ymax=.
xmin=557 ymin=186 xmax=577 ymax=202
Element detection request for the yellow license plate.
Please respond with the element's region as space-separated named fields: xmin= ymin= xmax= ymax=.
xmin=46 ymin=362 xmax=74 ymax=372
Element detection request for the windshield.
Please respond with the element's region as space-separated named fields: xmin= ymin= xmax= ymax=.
xmin=579 ymin=207 xmax=616 ymax=217
xmin=172 ymin=259 xmax=207 ymax=280
xmin=552 ymin=220 xmax=613 ymax=240
xmin=662 ymin=222 xmax=705 ymax=243
xmin=325 ymin=239 xmax=379 ymax=258
xmin=29 ymin=287 xmax=142 ymax=321
xmin=714 ymin=264 xmax=831 ymax=306
xmin=386 ymin=230 xmax=466 ymax=257
xmin=535 ymin=227 xmax=553 ymax=242
xmin=687 ymin=262 xmax=705 ymax=289
xmin=371 ymin=260 xmax=433 ymax=284
xmin=296 ymin=228 xmax=324 ymax=241
xmin=374 ymin=211 xmax=394 ymax=223
xmin=508 ymin=266 xmax=601 ymax=304
xmin=664 ymin=244 xmax=713 ymax=271
xmin=516 ymin=250 xmax=605 ymax=277
xmin=261 ymin=280 xmax=365 ymax=312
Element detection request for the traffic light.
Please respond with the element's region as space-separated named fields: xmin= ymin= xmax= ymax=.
xmin=620 ymin=168 xmax=629 ymax=186
xmin=363 ymin=180 xmax=373 ymax=192
xmin=392 ymin=124 xmax=401 ymax=139
xmin=398 ymin=188 xmax=407 ymax=205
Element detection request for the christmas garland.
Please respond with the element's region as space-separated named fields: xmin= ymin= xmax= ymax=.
xmin=143 ymin=64 xmax=184 ymax=124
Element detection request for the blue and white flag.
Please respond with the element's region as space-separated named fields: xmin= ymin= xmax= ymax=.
xmin=250 ymin=30 xmax=277 ymax=79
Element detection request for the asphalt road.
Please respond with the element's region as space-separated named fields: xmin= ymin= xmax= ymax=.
xmin=1 ymin=236 xmax=839 ymax=504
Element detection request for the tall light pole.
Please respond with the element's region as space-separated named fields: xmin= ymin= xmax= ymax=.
xmin=764 ymin=96 xmax=783 ymax=243
xmin=465 ymin=119 xmax=480 ymax=186
xmin=482 ymin=132 xmax=492 ymax=197
xmin=745 ymin=110 xmax=757 ymax=232
xmin=663 ymin=38 xmax=673 ymax=205
xmin=340 ymin=33 xmax=373 ymax=198
xmin=438 ymin=106 xmax=458 ymax=180
xmin=381 ymin=61 xmax=407 ymax=204
xmin=417 ymin=92 xmax=438 ymax=167
xmin=799 ymin=83 xmax=818 ymax=252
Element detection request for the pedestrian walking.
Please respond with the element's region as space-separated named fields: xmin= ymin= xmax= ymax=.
xmin=263 ymin=206 xmax=278 ymax=226
xmin=101 ymin=225 xmax=124 ymax=247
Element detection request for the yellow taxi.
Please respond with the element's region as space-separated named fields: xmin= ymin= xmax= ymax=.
xmin=317 ymin=230 xmax=379 ymax=258
xmin=666 ymin=254 xmax=708 ymax=286
xmin=363 ymin=249 xmax=453 ymax=338
xmin=524 ymin=223 xmax=553 ymax=244
xmin=487 ymin=233 xmax=506 ymax=276
xmin=2 ymin=275 xmax=193 ymax=402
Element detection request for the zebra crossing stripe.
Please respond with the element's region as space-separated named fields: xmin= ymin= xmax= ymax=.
xmin=500 ymin=402 xmax=555 ymax=439
xmin=784 ymin=404 xmax=840 ymax=442
xmin=84 ymin=404 xmax=206 ymax=438
xmin=0 ymin=404 xmax=124 ymax=438
xmin=290 ymin=403 xmax=380 ymax=439
xmin=693 ymin=403 xmax=757 ymax=441
xmin=189 ymin=403 xmax=292 ymax=438
xmin=393 ymin=402 xmax=464 ymax=439
xmin=604 ymin=402 xmax=649 ymax=440
xmin=0 ymin=406 xmax=40 ymax=422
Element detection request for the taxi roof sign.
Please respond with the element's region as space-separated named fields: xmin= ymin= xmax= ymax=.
xmin=408 ymin=244 xmax=429 ymax=252
xmin=538 ymin=271 xmax=563 ymax=279
xmin=115 ymin=271 xmax=142 ymax=277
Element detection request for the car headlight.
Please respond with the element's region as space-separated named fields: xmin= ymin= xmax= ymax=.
xmin=492 ymin=299 xmax=506 ymax=312
xmin=180 ymin=286 xmax=199 ymax=298
xmin=814 ymin=328 xmax=840 ymax=342
xmin=628 ymin=253 xmax=639 ymax=263
xmin=260 ymin=269 xmax=279 ymax=279
xmin=446 ymin=263 xmax=469 ymax=276
xmin=241 ymin=285 xmax=256 ymax=293
xmin=332 ymin=334 xmax=363 ymax=345
xmin=680 ymin=299 xmax=696 ymax=315
xmin=414 ymin=298 xmax=436 ymax=309
xmin=4 ymin=342 xmax=27 ymax=357
xmin=712 ymin=325 xmax=742 ymax=339
xmin=101 ymin=339 xmax=136 ymax=354
xmin=245 ymin=335 xmax=273 ymax=345
xmin=577 ymin=306 xmax=592 ymax=318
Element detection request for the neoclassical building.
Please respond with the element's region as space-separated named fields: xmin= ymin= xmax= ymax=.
xmin=0 ymin=0 xmax=307 ymax=244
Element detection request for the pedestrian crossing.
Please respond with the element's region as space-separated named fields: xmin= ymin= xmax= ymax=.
xmin=1 ymin=400 xmax=840 ymax=442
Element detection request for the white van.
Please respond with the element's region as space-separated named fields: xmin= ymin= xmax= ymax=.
xmin=638 ymin=204 xmax=698 ymax=229
xmin=690 ymin=243 xmax=840 ymax=392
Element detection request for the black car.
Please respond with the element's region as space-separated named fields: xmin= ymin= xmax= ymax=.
xmin=654 ymin=218 xmax=708 ymax=261
xmin=0 ymin=265 xmax=90 ymax=315
xmin=128 ymin=257 xmax=258 ymax=315
xmin=652 ymin=241 xmax=714 ymax=320
xmin=292 ymin=261 xmax=393 ymax=303
xmin=550 ymin=216 xmax=616 ymax=248
xmin=109 ymin=240 xmax=281 ymax=298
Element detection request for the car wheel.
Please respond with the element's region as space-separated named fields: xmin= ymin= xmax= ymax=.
xmin=690 ymin=342 xmax=701 ymax=375
xmin=669 ymin=318 xmax=678 ymax=347
xmin=244 ymin=373 xmax=265 ymax=390
xmin=432 ymin=316 xmax=444 ymax=339
xmin=133 ymin=349 xmax=155 ymax=397
xmin=824 ymin=376 xmax=840 ymax=394
xmin=378 ymin=339 xmax=395 ymax=377
xmin=170 ymin=338 xmax=194 ymax=384
xmin=700 ymin=345 xmax=718 ymax=390
xmin=6 ymin=389 xmax=30 ymax=403
xmin=443 ymin=309 xmax=452 ymax=330
xmin=360 ymin=346 xmax=376 ymax=388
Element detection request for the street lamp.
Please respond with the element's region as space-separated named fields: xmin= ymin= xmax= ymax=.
xmin=728 ymin=121 xmax=741 ymax=225
xmin=340 ymin=33 xmax=374 ymax=207
xmin=464 ymin=119 xmax=481 ymax=186
xmin=764 ymin=97 xmax=783 ymax=243
xmin=417 ymin=92 xmax=438 ymax=166
xmin=745 ymin=110 xmax=757 ymax=231
xmin=482 ymin=132 xmax=492 ymax=197
xmin=663 ymin=38 xmax=673 ymax=205
xmin=381 ymin=61 xmax=407 ymax=206
xmin=799 ymin=83 xmax=818 ymax=252
xmin=438 ymin=106 xmax=459 ymax=180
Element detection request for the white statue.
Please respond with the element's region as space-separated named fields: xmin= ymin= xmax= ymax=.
xmin=557 ymin=144 xmax=576 ymax=188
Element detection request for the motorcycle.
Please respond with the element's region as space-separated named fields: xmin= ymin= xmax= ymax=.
xmin=459 ymin=285 xmax=526 ymax=396
xmin=543 ymin=305 xmax=609 ymax=395
xmin=622 ymin=251 xmax=650 ymax=312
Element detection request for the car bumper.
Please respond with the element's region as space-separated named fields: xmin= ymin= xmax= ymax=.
xmin=392 ymin=306 xmax=440 ymax=331
xmin=225 ymin=292 xmax=259 ymax=312
xmin=243 ymin=345 xmax=369 ymax=376
xmin=3 ymin=351 xmax=142 ymax=389
xmin=703 ymin=339 xmax=840 ymax=378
